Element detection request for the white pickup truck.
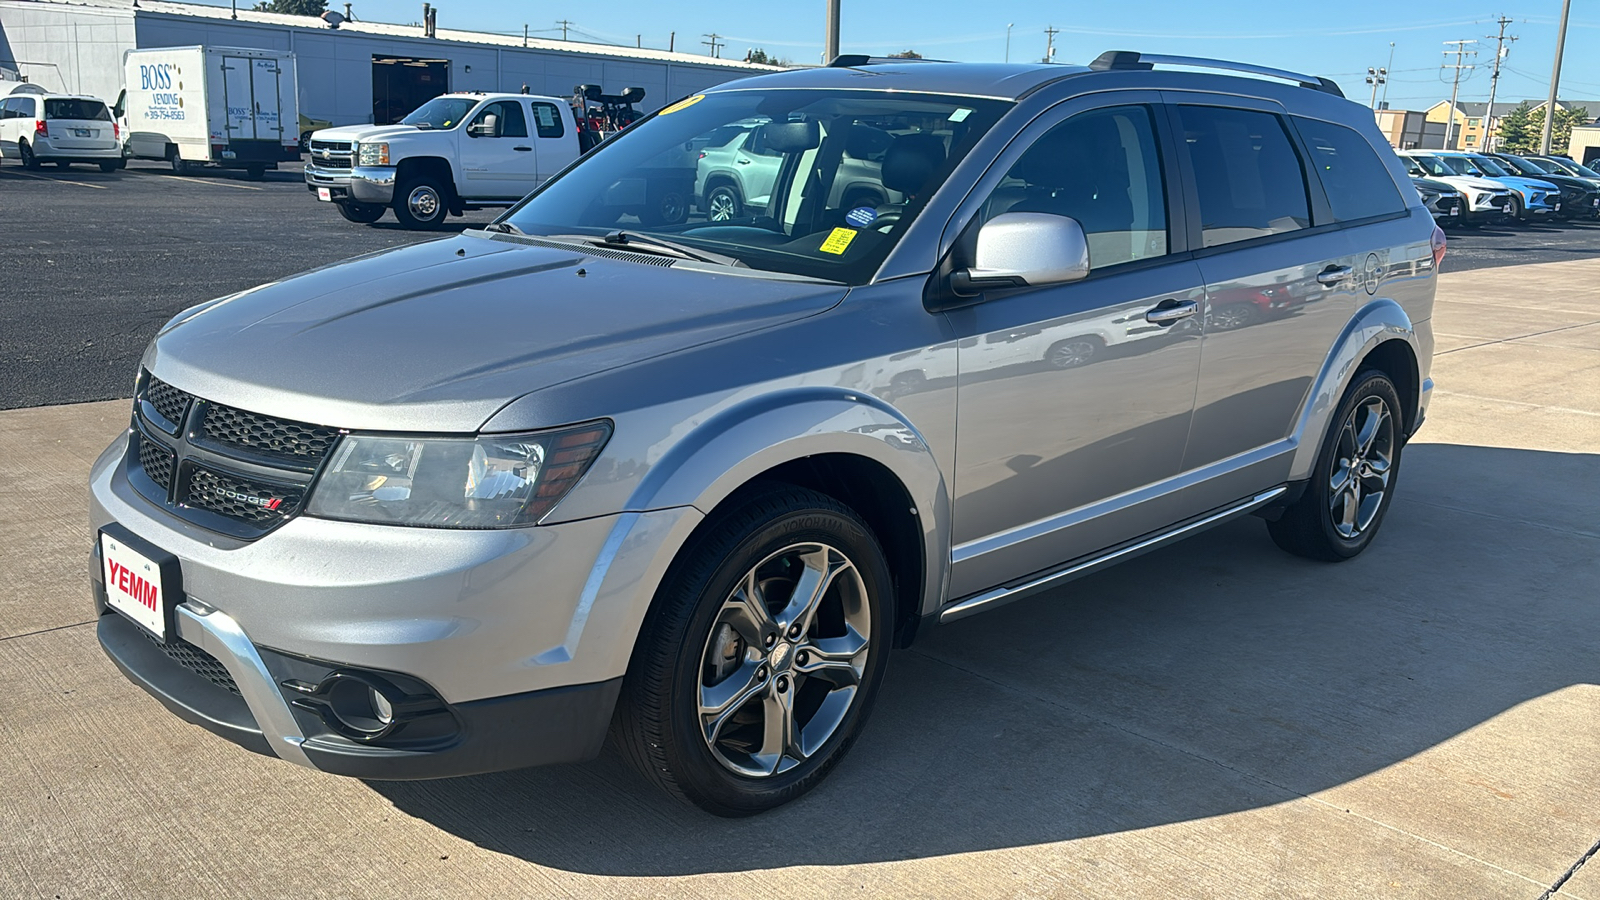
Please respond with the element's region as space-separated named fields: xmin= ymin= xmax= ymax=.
xmin=305 ymin=92 xmax=581 ymax=228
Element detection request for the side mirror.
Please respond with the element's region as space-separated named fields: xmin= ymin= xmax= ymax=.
xmin=951 ymin=213 xmax=1090 ymax=296
xmin=1467 ymin=169 xmax=1482 ymax=177
xmin=468 ymin=113 xmax=498 ymax=138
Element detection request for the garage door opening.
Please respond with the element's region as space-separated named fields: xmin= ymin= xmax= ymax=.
xmin=372 ymin=56 xmax=449 ymax=124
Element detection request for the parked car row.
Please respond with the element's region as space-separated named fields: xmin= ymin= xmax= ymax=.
xmin=1401 ymin=149 xmax=1600 ymax=228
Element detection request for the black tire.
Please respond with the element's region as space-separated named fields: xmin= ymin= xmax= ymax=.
xmin=392 ymin=176 xmax=450 ymax=230
xmin=706 ymin=183 xmax=742 ymax=222
xmin=244 ymin=164 xmax=266 ymax=181
xmin=1267 ymin=370 xmax=1405 ymax=561
xmin=642 ymin=186 xmax=690 ymax=226
xmin=169 ymin=151 xmax=191 ymax=176
xmin=336 ymin=201 xmax=386 ymax=224
xmin=19 ymin=141 xmax=40 ymax=169
xmin=615 ymin=485 xmax=893 ymax=817
xmin=99 ymin=161 xmax=120 ymax=173
xmin=53 ymin=160 xmax=70 ymax=169
xmin=1506 ymin=195 xmax=1524 ymax=224
xmin=1045 ymin=335 xmax=1102 ymax=369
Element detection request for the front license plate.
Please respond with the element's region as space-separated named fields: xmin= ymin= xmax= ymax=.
xmin=317 ymin=187 xmax=332 ymax=202
xmin=1450 ymin=205 xmax=1460 ymax=216
xmin=102 ymin=531 xmax=170 ymax=640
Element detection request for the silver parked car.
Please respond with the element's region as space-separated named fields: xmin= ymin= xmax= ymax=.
xmin=91 ymin=52 xmax=1440 ymax=816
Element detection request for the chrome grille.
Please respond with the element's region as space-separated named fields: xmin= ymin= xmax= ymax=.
xmin=308 ymin=139 xmax=353 ymax=171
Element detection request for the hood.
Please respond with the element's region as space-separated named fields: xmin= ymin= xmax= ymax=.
xmin=1411 ymin=177 xmax=1460 ymax=194
xmin=145 ymin=234 xmax=848 ymax=432
xmin=310 ymin=124 xmax=428 ymax=143
xmin=1485 ymin=175 xmax=1560 ymax=195
xmin=1428 ymin=174 xmax=1507 ymax=193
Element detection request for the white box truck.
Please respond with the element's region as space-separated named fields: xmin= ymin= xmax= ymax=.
xmin=118 ymin=46 xmax=299 ymax=179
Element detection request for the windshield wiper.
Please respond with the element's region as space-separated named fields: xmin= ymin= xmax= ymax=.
xmin=599 ymin=230 xmax=743 ymax=267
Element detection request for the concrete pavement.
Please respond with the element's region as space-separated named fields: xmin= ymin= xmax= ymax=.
xmin=1 ymin=258 xmax=1597 ymax=899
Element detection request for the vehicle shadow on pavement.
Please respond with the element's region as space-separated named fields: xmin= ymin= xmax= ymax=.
xmin=372 ymin=442 xmax=1600 ymax=876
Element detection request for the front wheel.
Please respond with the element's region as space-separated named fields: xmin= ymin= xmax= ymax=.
xmin=98 ymin=161 xmax=122 ymax=173
xmin=1506 ymin=195 xmax=1525 ymax=224
xmin=1267 ymin=370 xmax=1404 ymax=561
xmin=393 ymin=177 xmax=450 ymax=230
xmin=615 ymin=486 xmax=893 ymax=816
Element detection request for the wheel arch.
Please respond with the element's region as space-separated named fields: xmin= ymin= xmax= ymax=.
xmin=1287 ymin=297 xmax=1422 ymax=482
xmin=395 ymin=156 xmax=456 ymax=194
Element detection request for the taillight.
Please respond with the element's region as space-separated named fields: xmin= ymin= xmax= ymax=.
xmin=1431 ymin=224 xmax=1447 ymax=268
xmin=113 ymin=122 xmax=120 ymax=140
xmin=35 ymin=119 xmax=47 ymax=138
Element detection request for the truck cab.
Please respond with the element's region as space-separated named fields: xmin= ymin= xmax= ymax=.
xmin=305 ymin=92 xmax=580 ymax=228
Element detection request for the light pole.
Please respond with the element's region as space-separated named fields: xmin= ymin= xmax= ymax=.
xmin=1005 ymin=23 xmax=1014 ymax=63
xmin=1366 ymin=67 xmax=1387 ymax=109
xmin=1540 ymin=0 xmax=1573 ymax=155
xmin=824 ymin=0 xmax=841 ymax=64
xmin=1381 ymin=41 xmax=1395 ymax=108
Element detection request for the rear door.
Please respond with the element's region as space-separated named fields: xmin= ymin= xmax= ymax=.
xmin=43 ymin=98 xmax=117 ymax=151
xmin=248 ymin=56 xmax=287 ymax=147
xmin=528 ymin=99 xmax=575 ymax=183
xmin=1164 ymin=96 xmax=1367 ymax=501
xmin=220 ymin=54 xmax=257 ymax=141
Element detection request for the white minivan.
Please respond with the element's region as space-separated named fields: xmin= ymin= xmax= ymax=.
xmin=0 ymin=84 xmax=123 ymax=171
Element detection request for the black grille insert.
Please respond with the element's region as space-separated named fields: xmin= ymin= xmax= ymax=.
xmin=186 ymin=468 xmax=303 ymax=525
xmin=202 ymin=403 xmax=340 ymax=464
xmin=147 ymin=631 xmax=240 ymax=695
xmin=137 ymin=437 xmax=175 ymax=491
xmin=145 ymin=378 xmax=191 ymax=428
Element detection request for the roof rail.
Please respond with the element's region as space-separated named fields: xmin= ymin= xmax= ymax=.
xmin=1089 ymin=50 xmax=1345 ymax=98
xmin=827 ymin=54 xmax=943 ymax=68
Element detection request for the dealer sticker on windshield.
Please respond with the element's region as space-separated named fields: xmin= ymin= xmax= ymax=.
xmin=845 ymin=206 xmax=878 ymax=228
xmin=820 ymin=227 xmax=858 ymax=255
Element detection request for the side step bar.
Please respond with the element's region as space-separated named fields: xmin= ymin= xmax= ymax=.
xmin=938 ymin=486 xmax=1288 ymax=624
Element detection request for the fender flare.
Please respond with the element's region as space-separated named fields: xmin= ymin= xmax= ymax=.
xmin=1287 ymin=297 xmax=1421 ymax=482
xmin=629 ymin=386 xmax=952 ymax=618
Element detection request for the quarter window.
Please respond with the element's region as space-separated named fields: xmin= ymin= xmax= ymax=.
xmin=1293 ymin=117 xmax=1408 ymax=222
xmin=13 ymin=96 xmax=35 ymax=118
xmin=976 ymin=105 xmax=1170 ymax=269
xmin=530 ymin=102 xmax=564 ymax=139
xmin=1176 ymin=105 xmax=1311 ymax=248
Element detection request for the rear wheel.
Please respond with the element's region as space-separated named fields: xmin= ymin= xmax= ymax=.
xmin=19 ymin=141 xmax=40 ymax=169
xmin=99 ymin=161 xmax=120 ymax=173
xmin=336 ymin=201 xmax=386 ymax=224
xmin=706 ymin=184 xmax=742 ymax=222
xmin=244 ymin=164 xmax=266 ymax=181
xmin=1267 ymin=370 xmax=1404 ymax=561
xmin=169 ymin=151 xmax=191 ymax=176
xmin=616 ymin=486 xmax=892 ymax=816
xmin=393 ymin=176 xmax=450 ymax=230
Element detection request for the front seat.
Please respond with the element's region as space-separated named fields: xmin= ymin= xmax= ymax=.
xmin=872 ymin=133 xmax=947 ymax=227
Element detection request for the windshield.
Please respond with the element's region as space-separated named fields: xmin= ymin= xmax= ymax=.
xmin=1469 ymin=156 xmax=1513 ymax=177
xmin=401 ymin=97 xmax=477 ymax=130
xmin=1555 ymin=158 xmax=1600 ymax=178
xmin=503 ymin=89 xmax=1011 ymax=284
xmin=1516 ymin=156 xmax=1558 ymax=173
xmin=44 ymin=99 xmax=110 ymax=121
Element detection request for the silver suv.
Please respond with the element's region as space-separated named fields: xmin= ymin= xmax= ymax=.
xmin=91 ymin=52 xmax=1439 ymax=816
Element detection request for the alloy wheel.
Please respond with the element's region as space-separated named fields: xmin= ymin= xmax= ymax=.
xmin=1328 ymin=396 xmax=1394 ymax=539
xmin=697 ymin=542 xmax=871 ymax=778
xmin=708 ymin=191 xmax=737 ymax=222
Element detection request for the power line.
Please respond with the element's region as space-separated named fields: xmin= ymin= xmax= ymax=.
xmin=1482 ymin=15 xmax=1517 ymax=150
xmin=1440 ymin=39 xmax=1478 ymax=149
xmin=702 ymin=33 xmax=724 ymax=58
xmin=555 ymin=19 xmax=573 ymax=41
xmin=1043 ymin=25 xmax=1059 ymax=64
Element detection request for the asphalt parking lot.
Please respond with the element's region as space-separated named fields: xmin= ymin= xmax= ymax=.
xmin=1 ymin=157 xmax=1599 ymax=409
xmin=2 ymin=161 xmax=1600 ymax=900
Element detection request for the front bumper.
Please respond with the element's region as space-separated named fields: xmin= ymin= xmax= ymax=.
xmin=305 ymin=162 xmax=396 ymax=205
xmin=89 ymin=431 xmax=702 ymax=778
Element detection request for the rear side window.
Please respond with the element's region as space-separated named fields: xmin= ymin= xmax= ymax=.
xmin=1176 ymin=105 xmax=1311 ymax=248
xmin=45 ymin=99 xmax=110 ymax=121
xmin=12 ymin=96 xmax=36 ymax=118
xmin=531 ymin=102 xmax=564 ymax=139
xmin=1293 ymin=118 xmax=1407 ymax=221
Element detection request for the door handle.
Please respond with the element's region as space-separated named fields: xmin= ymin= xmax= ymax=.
xmin=1145 ymin=299 xmax=1198 ymax=325
xmin=736 ymin=157 xmax=752 ymax=165
xmin=513 ymin=146 xmax=532 ymax=151
xmin=1316 ymin=265 xmax=1352 ymax=287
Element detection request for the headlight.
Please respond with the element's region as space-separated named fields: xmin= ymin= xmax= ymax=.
xmin=306 ymin=421 xmax=611 ymax=528
xmin=357 ymin=141 xmax=390 ymax=166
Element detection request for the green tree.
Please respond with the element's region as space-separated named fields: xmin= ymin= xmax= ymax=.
xmin=252 ymin=0 xmax=328 ymax=16
xmin=1507 ymin=104 xmax=1592 ymax=153
xmin=888 ymin=50 xmax=923 ymax=59
xmin=1495 ymin=103 xmax=1536 ymax=153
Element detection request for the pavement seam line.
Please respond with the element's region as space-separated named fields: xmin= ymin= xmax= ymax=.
xmin=1539 ymin=834 xmax=1600 ymax=900
xmin=0 ymin=620 xmax=95 ymax=644
xmin=1430 ymin=390 xmax=1600 ymax=419
xmin=908 ymin=647 xmax=1552 ymax=891
xmin=1400 ymin=497 xmax=1600 ymax=540
xmin=1435 ymin=318 xmax=1600 ymax=356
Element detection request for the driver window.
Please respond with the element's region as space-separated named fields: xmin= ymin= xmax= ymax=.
xmin=978 ymin=105 xmax=1169 ymax=269
xmin=472 ymin=101 xmax=528 ymax=138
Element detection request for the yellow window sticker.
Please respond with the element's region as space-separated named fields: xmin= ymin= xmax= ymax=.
xmin=820 ymin=227 xmax=858 ymax=255
xmin=659 ymin=94 xmax=705 ymax=115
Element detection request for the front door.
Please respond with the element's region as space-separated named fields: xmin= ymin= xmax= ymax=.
xmin=459 ymin=100 xmax=535 ymax=199
xmin=947 ymin=102 xmax=1206 ymax=597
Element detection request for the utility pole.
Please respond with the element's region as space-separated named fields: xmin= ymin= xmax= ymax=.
xmin=1541 ymin=0 xmax=1573 ymax=155
xmin=703 ymin=33 xmax=724 ymax=58
xmin=824 ymin=0 xmax=841 ymax=63
xmin=556 ymin=19 xmax=572 ymax=41
xmin=1043 ymin=25 xmax=1059 ymax=64
xmin=1005 ymin=23 xmax=1014 ymax=64
xmin=1381 ymin=41 xmax=1396 ymax=108
xmin=522 ymin=23 xmax=528 ymax=47
xmin=1440 ymin=40 xmax=1477 ymax=150
xmin=669 ymin=32 xmax=675 ymax=52
xmin=1482 ymin=16 xmax=1516 ymax=151
xmin=1366 ymin=67 xmax=1387 ymax=109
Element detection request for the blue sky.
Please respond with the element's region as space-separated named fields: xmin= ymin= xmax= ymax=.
xmin=190 ymin=1 xmax=1600 ymax=111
